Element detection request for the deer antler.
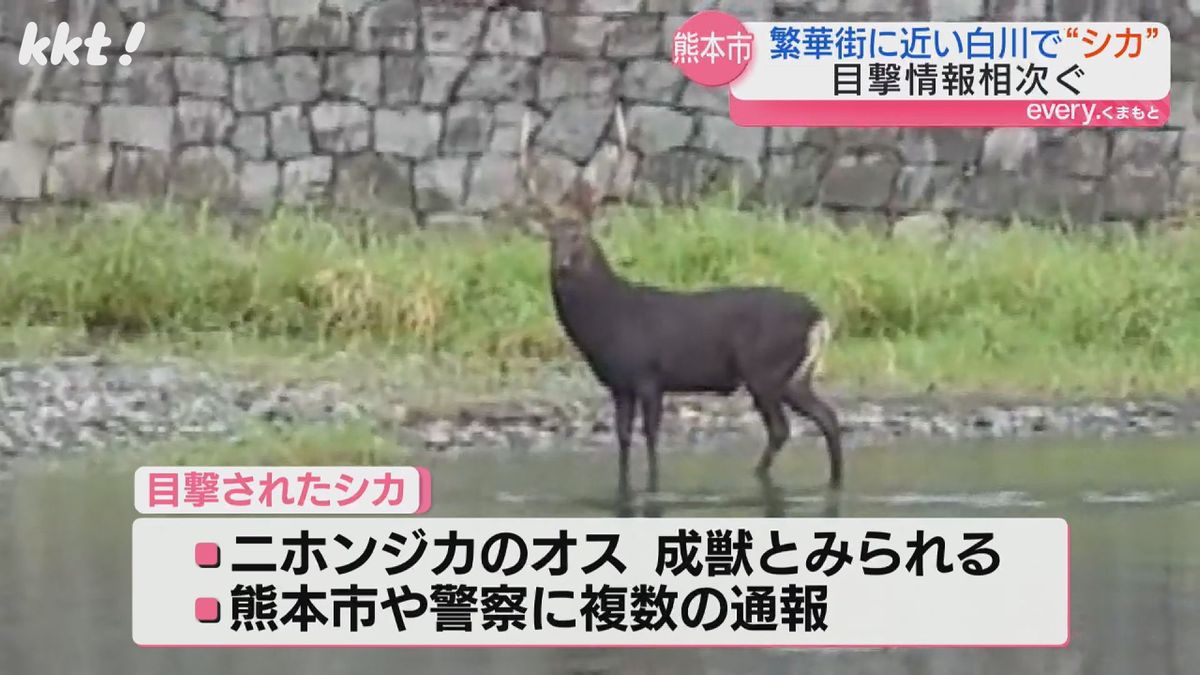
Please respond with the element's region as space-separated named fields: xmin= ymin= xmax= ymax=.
xmin=603 ymin=101 xmax=629 ymax=203
xmin=517 ymin=110 xmax=538 ymax=201
xmin=518 ymin=108 xmax=562 ymax=229
xmin=517 ymin=103 xmax=630 ymax=225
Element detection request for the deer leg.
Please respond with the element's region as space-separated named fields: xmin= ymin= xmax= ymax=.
xmin=613 ymin=391 xmax=636 ymax=501
xmin=784 ymin=379 xmax=844 ymax=490
xmin=751 ymin=391 xmax=791 ymax=478
xmin=639 ymin=387 xmax=664 ymax=495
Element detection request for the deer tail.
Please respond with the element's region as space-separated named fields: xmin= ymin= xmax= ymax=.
xmin=798 ymin=317 xmax=832 ymax=381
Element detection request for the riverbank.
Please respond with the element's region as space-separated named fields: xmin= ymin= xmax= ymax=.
xmin=3 ymin=202 xmax=1198 ymax=398
xmin=0 ymin=354 xmax=1197 ymax=470
xmin=0 ymin=202 xmax=1197 ymax=466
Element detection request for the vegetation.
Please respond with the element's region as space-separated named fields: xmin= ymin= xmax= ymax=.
xmin=1 ymin=201 xmax=1197 ymax=398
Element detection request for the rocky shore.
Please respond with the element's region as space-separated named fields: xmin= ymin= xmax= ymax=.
xmin=0 ymin=356 xmax=1197 ymax=463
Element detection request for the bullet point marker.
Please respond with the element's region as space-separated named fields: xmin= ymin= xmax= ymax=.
xmin=195 ymin=597 xmax=220 ymax=623
xmin=194 ymin=542 xmax=220 ymax=568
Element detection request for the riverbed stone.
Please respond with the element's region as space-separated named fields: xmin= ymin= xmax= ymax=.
xmin=359 ymin=0 xmax=420 ymax=51
xmin=173 ymin=147 xmax=238 ymax=201
xmin=540 ymin=59 xmax=620 ymax=100
xmin=466 ymin=156 xmax=522 ymax=211
xmin=334 ymin=153 xmax=414 ymax=210
xmin=422 ymin=6 xmax=486 ymax=54
xmin=311 ymin=102 xmax=371 ymax=153
xmin=270 ymin=106 xmax=312 ymax=160
xmin=224 ymin=18 xmax=275 ymax=58
xmin=991 ymin=0 xmax=1046 ymax=19
xmin=698 ymin=115 xmax=764 ymax=164
xmin=383 ymin=55 xmax=423 ymax=105
xmin=605 ymin=15 xmax=662 ymax=57
xmin=620 ymin=61 xmax=684 ymax=103
xmin=981 ymin=128 xmax=1039 ymax=171
xmin=276 ymin=56 xmax=322 ymax=104
xmin=929 ymin=0 xmax=985 ymax=19
xmin=458 ymin=57 xmax=535 ymax=102
xmin=325 ymin=55 xmax=382 ymax=106
xmin=1111 ymin=130 xmax=1180 ymax=171
xmin=232 ymin=115 xmax=269 ymax=161
xmin=109 ymin=58 xmax=174 ymax=105
xmin=280 ymin=156 xmax=333 ymax=204
xmin=414 ymin=158 xmax=468 ymax=211
xmin=41 ymin=63 xmax=107 ymax=106
xmin=275 ymin=14 xmax=352 ymax=51
xmin=546 ymin=15 xmax=606 ymax=56
xmin=1181 ymin=129 xmax=1200 ymax=163
xmin=233 ymin=61 xmax=283 ymax=112
xmin=892 ymin=164 xmax=962 ymax=212
xmin=268 ymin=0 xmax=321 ymax=17
xmin=11 ymin=102 xmax=90 ymax=144
xmin=111 ymin=149 xmax=171 ymax=197
xmin=443 ymin=102 xmax=493 ymax=155
xmin=819 ymin=153 xmax=899 ymax=208
xmin=1104 ymin=167 xmax=1171 ymax=219
xmin=175 ymin=57 xmax=229 ymax=99
xmin=240 ymin=161 xmax=280 ymax=207
xmin=99 ymin=106 xmax=174 ymax=151
xmin=0 ymin=142 xmax=48 ymax=199
xmin=1058 ymin=131 xmax=1108 ymax=178
xmin=571 ymin=0 xmax=638 ymax=11
xmin=177 ymin=100 xmax=234 ymax=145
xmin=960 ymin=171 xmax=1022 ymax=220
xmin=140 ymin=9 xmax=224 ymax=55
xmin=223 ymin=0 xmax=270 ymax=18
xmin=762 ymin=149 xmax=824 ymax=209
xmin=45 ymin=145 xmax=114 ymax=198
xmin=1175 ymin=166 xmax=1200 ymax=209
xmin=482 ymin=11 xmax=545 ymax=56
xmin=679 ymin=81 xmax=730 ymax=114
xmin=376 ymin=108 xmax=442 ymax=158
xmin=0 ymin=352 xmax=1193 ymax=461
xmin=626 ymin=105 xmax=692 ymax=154
xmin=898 ymin=128 xmax=982 ymax=165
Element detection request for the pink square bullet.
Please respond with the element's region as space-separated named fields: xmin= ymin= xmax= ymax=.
xmin=195 ymin=597 xmax=220 ymax=623
xmin=194 ymin=542 xmax=220 ymax=568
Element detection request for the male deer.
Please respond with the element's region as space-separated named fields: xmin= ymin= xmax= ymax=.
xmin=516 ymin=105 xmax=844 ymax=499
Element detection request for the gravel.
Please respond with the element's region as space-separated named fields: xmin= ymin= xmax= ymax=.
xmin=0 ymin=356 xmax=1197 ymax=469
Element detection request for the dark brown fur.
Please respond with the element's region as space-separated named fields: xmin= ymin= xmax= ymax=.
xmin=520 ymin=107 xmax=843 ymax=498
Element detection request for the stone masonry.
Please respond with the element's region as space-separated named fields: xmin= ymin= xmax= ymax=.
xmin=1 ymin=0 xmax=1199 ymax=230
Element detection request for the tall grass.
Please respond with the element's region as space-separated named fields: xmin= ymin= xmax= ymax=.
xmin=1 ymin=203 xmax=1197 ymax=396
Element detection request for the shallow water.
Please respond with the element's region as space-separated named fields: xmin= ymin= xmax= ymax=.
xmin=2 ymin=434 xmax=1200 ymax=674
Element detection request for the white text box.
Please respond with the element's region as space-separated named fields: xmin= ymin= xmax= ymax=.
xmin=132 ymin=517 xmax=1069 ymax=647
xmin=730 ymin=22 xmax=1170 ymax=101
xmin=133 ymin=466 xmax=431 ymax=515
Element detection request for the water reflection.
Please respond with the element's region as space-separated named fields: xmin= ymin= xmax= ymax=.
xmin=1 ymin=435 xmax=1199 ymax=674
xmin=606 ymin=470 xmax=842 ymax=519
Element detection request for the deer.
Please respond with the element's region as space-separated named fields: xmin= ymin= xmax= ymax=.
xmin=515 ymin=104 xmax=844 ymax=502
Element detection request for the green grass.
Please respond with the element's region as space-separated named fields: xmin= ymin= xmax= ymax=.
xmin=1 ymin=201 xmax=1198 ymax=399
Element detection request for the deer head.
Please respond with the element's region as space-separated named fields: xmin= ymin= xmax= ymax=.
xmin=518 ymin=103 xmax=628 ymax=278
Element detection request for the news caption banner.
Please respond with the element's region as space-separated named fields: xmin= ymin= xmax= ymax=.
xmin=134 ymin=466 xmax=432 ymax=515
xmin=132 ymin=497 xmax=1070 ymax=647
xmin=672 ymin=11 xmax=1169 ymax=127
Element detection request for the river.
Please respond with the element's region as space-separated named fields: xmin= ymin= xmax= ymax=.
xmin=2 ymin=434 xmax=1198 ymax=674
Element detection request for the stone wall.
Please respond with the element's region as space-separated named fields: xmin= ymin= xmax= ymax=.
xmin=1 ymin=0 xmax=1199 ymax=230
